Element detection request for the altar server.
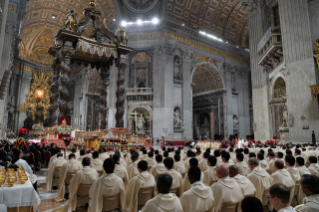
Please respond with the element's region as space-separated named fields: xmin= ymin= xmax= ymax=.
xmin=127 ymin=152 xmax=140 ymax=180
xmin=164 ymin=157 xmax=183 ymax=196
xmin=90 ymin=151 xmax=103 ymax=174
xmin=46 ymin=152 xmax=67 ymax=191
xmin=271 ymin=160 xmax=295 ymax=204
xmin=210 ymin=164 xmax=244 ymax=212
xmin=236 ymin=153 xmax=250 ymax=176
xmin=150 ymin=154 xmax=166 ymax=181
xmin=89 ymin=158 xmax=126 ymax=212
xmin=141 ymin=174 xmax=183 ymax=212
xmin=247 ymin=158 xmax=272 ymax=203
xmin=68 ymin=157 xmax=99 ymax=211
xmin=125 ymin=160 xmax=156 ymax=212
xmin=180 ymin=167 xmax=214 ymax=212
xmin=55 ymin=153 xmax=82 ymax=202
xmin=173 ymin=154 xmax=186 ymax=177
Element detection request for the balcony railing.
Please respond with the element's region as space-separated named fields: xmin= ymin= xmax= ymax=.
xmin=257 ymin=26 xmax=283 ymax=72
xmin=126 ymin=87 xmax=153 ymax=101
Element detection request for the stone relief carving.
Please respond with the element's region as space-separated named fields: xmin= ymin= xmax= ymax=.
xmin=190 ymin=55 xmax=201 ymax=70
xmin=157 ymin=44 xmax=175 ymax=56
xmin=5 ymin=23 xmax=18 ymax=36
xmin=233 ymin=115 xmax=239 ymax=134
xmin=240 ymin=0 xmax=259 ymax=12
xmin=174 ymin=56 xmax=182 ymax=80
xmin=231 ymin=72 xmax=236 ymax=91
xmin=216 ymin=62 xmax=224 ymax=72
xmin=174 ymin=107 xmax=182 ymax=128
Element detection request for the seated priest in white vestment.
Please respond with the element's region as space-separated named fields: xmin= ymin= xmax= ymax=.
xmin=229 ymin=165 xmax=256 ymax=212
xmin=12 ymin=148 xmax=38 ymax=190
xmin=140 ymin=149 xmax=148 ymax=161
xmin=229 ymin=165 xmax=256 ymax=197
xmin=214 ymin=149 xmax=223 ymax=167
xmin=307 ymin=156 xmax=319 ymax=177
xmin=127 ymin=152 xmax=140 ymax=180
xmin=98 ymin=147 xmax=109 ymax=162
xmin=150 ymin=154 xmax=166 ymax=181
xmin=247 ymin=158 xmax=272 ymax=204
xmin=268 ymin=183 xmax=296 ymax=212
xmin=77 ymin=150 xmax=86 ymax=163
xmin=164 ymin=157 xmax=183 ymax=197
xmin=296 ymin=157 xmax=311 ymax=204
xmin=125 ymin=160 xmax=156 ymax=212
xmin=55 ymin=154 xmax=82 ymax=202
xmin=285 ymin=155 xmax=301 ymax=185
xmin=271 ymin=160 xmax=295 ymax=204
xmin=210 ymin=164 xmax=244 ymax=212
xmin=203 ymin=155 xmax=218 ymax=186
xmin=296 ymin=174 xmax=319 ymax=212
xmin=89 ymin=158 xmax=125 ymax=212
xmin=221 ymin=151 xmax=234 ymax=166
xmin=180 ymin=167 xmax=214 ymax=212
xmin=276 ymin=152 xmax=287 ymax=168
xmin=146 ymin=151 xmax=157 ymax=171
xmin=198 ymin=151 xmax=210 ymax=172
xmin=90 ymin=151 xmax=103 ymax=175
xmin=183 ymin=158 xmax=205 ymax=192
xmin=85 ymin=149 xmax=93 ymax=160
xmin=243 ymin=148 xmax=250 ymax=164
xmin=183 ymin=150 xmax=194 ymax=172
xmin=70 ymin=148 xmax=79 ymax=160
xmin=68 ymin=157 xmax=99 ymax=211
xmin=257 ymin=152 xmax=270 ymax=171
xmin=236 ymin=153 xmax=250 ymax=176
xmin=195 ymin=149 xmax=202 ymax=162
xmin=229 ymin=147 xmax=237 ymax=164
xmin=267 ymin=151 xmax=277 ymax=174
xmin=112 ymin=153 xmax=129 ymax=187
xmin=141 ymin=174 xmax=183 ymax=212
xmin=125 ymin=149 xmax=135 ymax=166
xmin=46 ymin=152 xmax=67 ymax=191
xmin=173 ymin=154 xmax=186 ymax=177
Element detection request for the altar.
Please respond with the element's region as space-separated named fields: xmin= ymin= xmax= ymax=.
xmin=75 ymin=131 xmax=104 ymax=150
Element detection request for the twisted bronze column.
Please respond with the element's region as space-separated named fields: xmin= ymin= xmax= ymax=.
xmin=49 ymin=62 xmax=60 ymax=126
xmin=59 ymin=42 xmax=74 ymax=117
xmin=115 ymin=56 xmax=127 ymax=128
xmin=99 ymin=66 xmax=109 ymax=129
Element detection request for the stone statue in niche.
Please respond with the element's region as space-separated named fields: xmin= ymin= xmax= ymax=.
xmin=137 ymin=114 xmax=146 ymax=131
xmin=233 ymin=115 xmax=239 ymax=134
xmin=174 ymin=56 xmax=182 ymax=80
xmin=281 ymin=105 xmax=288 ymax=127
xmin=174 ymin=108 xmax=182 ymax=128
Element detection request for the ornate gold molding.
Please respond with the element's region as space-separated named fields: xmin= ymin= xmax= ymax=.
xmin=128 ymin=30 xmax=250 ymax=64
xmin=313 ymin=39 xmax=319 ymax=72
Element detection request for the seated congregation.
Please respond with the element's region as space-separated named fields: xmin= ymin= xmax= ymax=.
xmin=5 ymin=142 xmax=319 ymax=212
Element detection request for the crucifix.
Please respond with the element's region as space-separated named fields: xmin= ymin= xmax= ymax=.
xmin=131 ymin=111 xmax=138 ymax=133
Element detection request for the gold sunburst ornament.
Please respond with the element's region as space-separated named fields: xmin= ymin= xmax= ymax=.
xmin=19 ymin=70 xmax=51 ymax=121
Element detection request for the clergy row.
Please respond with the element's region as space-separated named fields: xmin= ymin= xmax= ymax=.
xmin=45 ymin=145 xmax=319 ymax=212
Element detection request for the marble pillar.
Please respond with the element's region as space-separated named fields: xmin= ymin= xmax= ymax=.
xmin=244 ymin=1 xmax=272 ymax=140
xmin=278 ymin=0 xmax=319 ymax=142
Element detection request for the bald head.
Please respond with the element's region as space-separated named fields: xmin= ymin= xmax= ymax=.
xmin=216 ymin=164 xmax=229 ymax=178
xmin=229 ymin=165 xmax=239 ymax=178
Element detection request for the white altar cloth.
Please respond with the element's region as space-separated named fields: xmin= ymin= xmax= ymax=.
xmin=0 ymin=178 xmax=41 ymax=208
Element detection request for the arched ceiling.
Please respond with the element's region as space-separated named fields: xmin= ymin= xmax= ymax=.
xmin=18 ymin=0 xmax=248 ymax=66
xmin=165 ymin=0 xmax=249 ymax=47
xmin=19 ymin=0 xmax=118 ymax=66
